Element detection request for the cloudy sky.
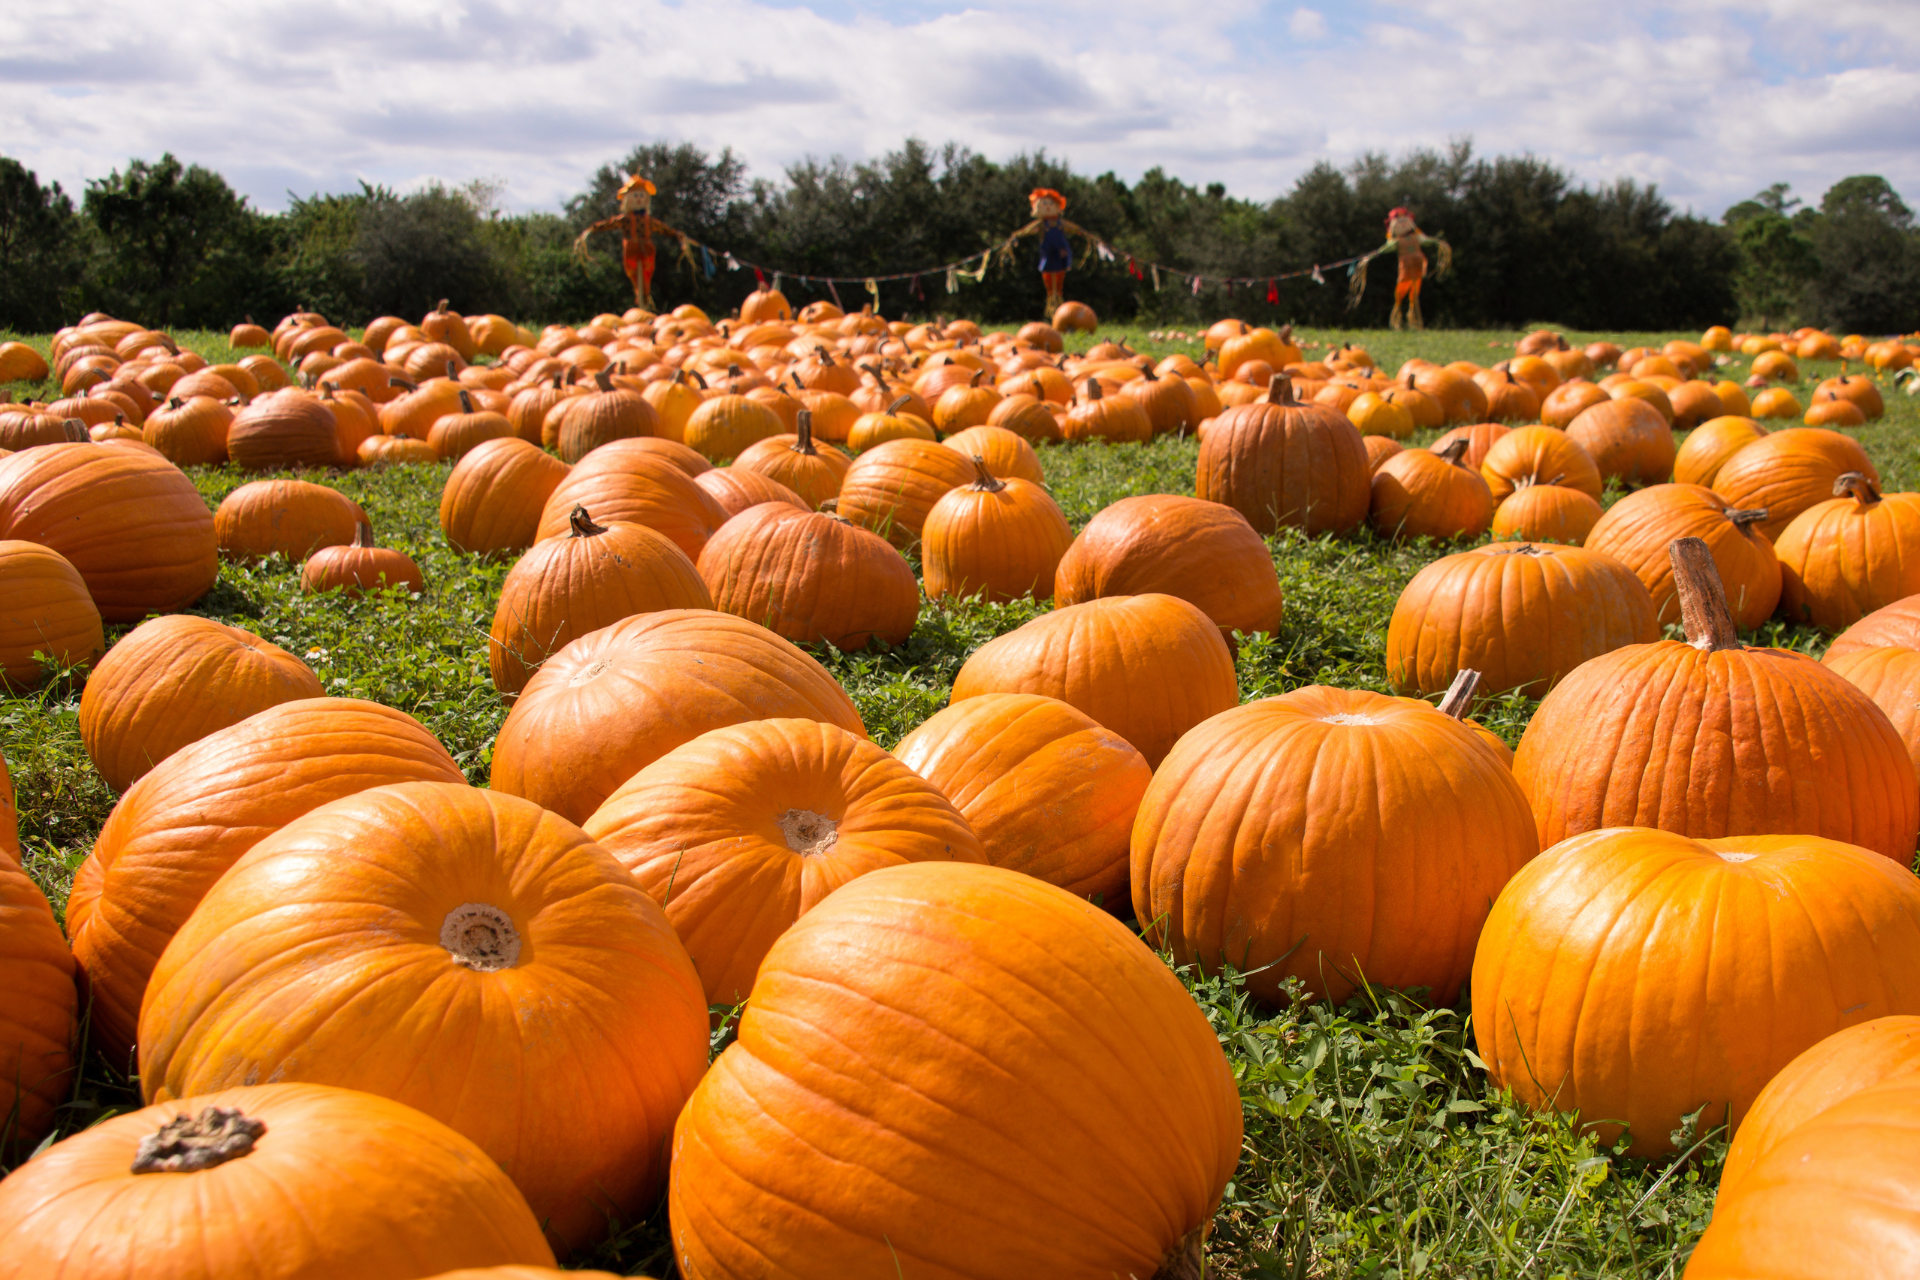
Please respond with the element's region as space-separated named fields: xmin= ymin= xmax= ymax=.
xmin=5 ymin=0 xmax=1916 ymax=220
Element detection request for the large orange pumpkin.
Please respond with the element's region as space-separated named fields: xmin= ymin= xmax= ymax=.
xmin=1195 ymin=376 xmax=1371 ymax=536
xmin=668 ymin=861 xmax=1242 ymax=1280
xmin=226 ymin=388 xmax=338 ymax=471
xmin=439 ymin=436 xmax=570 ymax=558
xmin=0 ymin=539 xmax=104 ymax=688
xmin=733 ymin=410 xmax=850 ymax=508
xmin=1053 ymin=494 xmax=1282 ymax=639
xmin=1369 ymin=437 xmax=1495 ymax=540
xmin=138 ymin=783 xmax=708 ymax=1255
xmin=78 ymin=616 xmax=321 ymax=793
xmin=553 ymin=370 xmax=658 ymax=463
xmin=1710 ymin=426 xmax=1879 ymax=541
xmin=1489 ymin=480 xmax=1602 ymax=544
xmin=489 ymin=610 xmax=865 ymax=824
xmin=940 ymin=423 xmax=1045 ymax=483
xmin=1472 ymin=827 xmax=1920 ymax=1158
xmin=1825 ymin=646 xmax=1920 ymax=776
xmin=0 ymin=1083 xmax=557 ymax=1279
xmin=921 ymin=457 xmax=1073 ymax=604
xmin=893 ymin=692 xmax=1150 ymax=909
xmin=950 ymin=593 xmax=1237 ymax=768
xmin=533 ymin=440 xmax=728 ymax=560
xmin=696 ymin=502 xmax=918 ymax=650
xmin=0 ymin=442 xmax=217 ymax=621
xmin=1513 ymin=538 xmax=1918 ymax=859
xmin=835 ymin=437 xmax=978 ymax=549
xmin=1828 ymin=594 xmax=1920 ymax=663
xmin=584 ymin=719 xmax=984 ymax=1006
xmin=694 ymin=465 xmax=808 ymax=517
xmin=143 ymin=395 xmax=232 ymax=467
xmin=66 ymin=697 xmax=466 ymax=1063
xmin=214 ymin=478 xmax=367 ymax=563
xmin=0 ymin=855 xmax=76 ymax=1158
xmin=1582 ymin=484 xmax=1782 ymax=628
xmin=1386 ymin=542 xmax=1659 ymax=699
xmin=1134 ymin=685 xmax=1537 ymax=1006
xmin=1672 ymin=415 xmax=1766 ymax=487
xmin=1565 ymin=396 xmax=1675 ymax=487
xmin=1776 ymin=473 xmax=1920 ymax=630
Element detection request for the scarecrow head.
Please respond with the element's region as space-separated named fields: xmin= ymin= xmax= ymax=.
xmin=1386 ymin=206 xmax=1416 ymax=238
xmin=1029 ymin=188 xmax=1066 ymax=220
xmin=617 ymin=174 xmax=656 ymax=216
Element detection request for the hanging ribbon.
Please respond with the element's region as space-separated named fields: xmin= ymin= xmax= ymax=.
xmin=1094 ymin=242 xmax=1117 ymax=263
xmin=1311 ymin=264 xmax=1326 ymax=285
xmin=827 ymin=278 xmax=843 ymax=309
xmin=1151 ymin=264 xmax=1161 ymax=291
xmin=752 ymin=265 xmax=767 ymax=289
xmin=865 ymin=278 xmax=880 ymax=311
xmin=910 ymin=274 xmax=923 ymax=299
xmin=1266 ymin=279 xmax=1279 ymax=304
xmin=724 ymin=252 xmax=741 ymax=271
xmin=945 ymin=267 xmax=958 ymax=294
xmin=1191 ymin=274 xmax=1203 ymax=296
xmin=700 ymin=245 xmax=716 ymax=278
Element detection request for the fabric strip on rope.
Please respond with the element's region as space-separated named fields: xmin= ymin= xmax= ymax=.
xmin=700 ymin=245 xmax=715 ymax=278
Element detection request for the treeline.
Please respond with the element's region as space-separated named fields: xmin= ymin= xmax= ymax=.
xmin=2 ymin=140 xmax=1914 ymax=333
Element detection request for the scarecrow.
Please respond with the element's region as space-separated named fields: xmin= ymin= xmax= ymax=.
xmin=1348 ymin=207 xmax=1452 ymax=330
xmin=572 ymin=174 xmax=690 ymax=311
xmin=1004 ymin=188 xmax=1094 ymax=316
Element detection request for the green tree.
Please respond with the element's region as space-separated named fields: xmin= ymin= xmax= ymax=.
xmin=350 ymin=184 xmax=511 ymax=320
xmin=0 ymin=157 xmax=82 ymax=330
xmin=81 ymin=153 xmax=256 ymax=326
xmin=1803 ymin=175 xmax=1920 ymax=333
xmin=1724 ymin=182 xmax=1820 ymax=329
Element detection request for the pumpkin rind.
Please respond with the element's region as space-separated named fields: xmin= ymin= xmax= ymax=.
xmin=1828 ymin=595 xmax=1920 ymax=663
xmin=1054 ymin=494 xmax=1283 ymax=639
xmin=836 ymin=437 xmax=979 ymax=550
xmin=0 ymin=855 xmax=76 ymax=1157
xmin=0 ymin=539 xmax=104 ymax=688
xmin=214 ymin=479 xmax=367 ymax=563
xmin=1582 ymin=484 xmax=1782 ymax=629
xmin=696 ymin=503 xmax=918 ymax=649
xmin=533 ymin=441 xmax=727 ymax=560
xmin=1565 ymin=396 xmax=1675 ymax=487
xmin=1775 ymin=475 xmax=1920 ymax=631
xmin=226 ymin=389 xmax=339 ymax=471
xmin=439 ymin=436 xmax=571 ymax=558
xmin=1709 ymin=427 xmax=1879 ymax=541
xmin=1195 ymin=377 xmax=1370 ymax=536
xmin=921 ymin=461 xmax=1073 ymax=604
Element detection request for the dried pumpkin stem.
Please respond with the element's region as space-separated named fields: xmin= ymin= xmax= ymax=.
xmin=1436 ymin=437 xmax=1471 ymax=466
xmin=795 ymin=410 xmax=817 ymax=455
xmin=593 ymin=368 xmax=614 ymax=392
xmin=1437 ymin=669 xmax=1482 ymax=719
xmin=1152 ymin=1225 xmax=1208 ymax=1280
xmin=1833 ymin=471 xmax=1881 ymax=505
xmin=132 ymin=1107 xmax=266 ymax=1174
xmin=969 ymin=455 xmax=1005 ymax=492
xmin=568 ymin=505 xmax=607 ymax=537
xmin=352 ymin=520 xmax=376 ymax=550
xmin=886 ymin=395 xmax=912 ymax=415
xmin=1669 ymin=536 xmax=1743 ymax=652
xmin=458 ymin=389 xmax=474 ymax=414
xmin=1265 ymin=374 xmax=1297 ymax=405
xmin=1724 ymin=506 xmax=1770 ymax=530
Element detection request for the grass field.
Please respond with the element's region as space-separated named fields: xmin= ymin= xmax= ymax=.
xmin=4 ymin=320 xmax=1916 ymax=1277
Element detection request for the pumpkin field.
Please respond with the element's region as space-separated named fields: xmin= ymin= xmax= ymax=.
xmin=3 ymin=304 xmax=1920 ymax=1280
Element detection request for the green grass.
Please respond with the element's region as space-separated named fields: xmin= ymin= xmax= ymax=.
xmin=4 ymin=321 xmax=1917 ymax=1277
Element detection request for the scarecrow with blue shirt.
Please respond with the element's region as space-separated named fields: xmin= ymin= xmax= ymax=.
xmin=1005 ymin=188 xmax=1093 ymax=318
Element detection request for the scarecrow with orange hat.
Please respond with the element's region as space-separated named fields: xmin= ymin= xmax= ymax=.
xmin=1005 ymin=188 xmax=1094 ymax=316
xmin=572 ymin=173 xmax=690 ymax=310
xmin=1348 ymin=207 xmax=1452 ymax=330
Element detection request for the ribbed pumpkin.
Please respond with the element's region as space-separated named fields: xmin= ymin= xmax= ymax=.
xmin=426 ymin=388 xmax=512 ymax=461
xmin=78 ymin=616 xmax=321 ymax=793
xmin=1776 ymin=473 xmax=1920 ymax=630
xmin=1122 ymin=365 xmax=1200 ymax=435
xmin=941 ymin=423 xmax=1045 ymax=482
xmin=1479 ymin=424 xmax=1602 ymax=501
xmin=921 ymin=458 xmax=1072 ymax=604
xmin=1489 ymin=479 xmax=1602 ymax=544
xmin=951 ymin=594 xmax=1237 ymax=768
xmin=1196 ymin=376 xmax=1370 ymax=536
xmin=358 ymin=433 xmax=439 ymax=467
xmin=380 ymin=377 xmax=468 ymax=440
xmin=439 ymin=436 xmax=570 ymax=558
xmin=1062 ymin=377 xmax=1151 ymax=444
xmin=932 ymin=370 xmax=1002 ymax=435
xmin=696 ymin=503 xmax=918 ymax=649
xmin=1362 ymin=434 xmax=1402 ymax=472
xmin=0 ymin=1083 xmax=557 ymax=1280
xmin=1514 ymin=538 xmax=1919 ymax=859
xmin=300 ymin=521 xmax=424 ymax=597
xmin=731 ymin=410 xmax=849 ymax=508
xmin=846 ymin=397 xmax=937 ymax=451
xmin=1369 ymin=437 xmax=1495 ymax=540
xmin=0 ymin=855 xmax=76 ymax=1157
xmin=554 ymin=369 xmax=658 ymax=463
xmin=138 ymin=783 xmax=708 ymax=1255
xmin=669 ymin=861 xmax=1242 ymax=1280
xmin=584 ymin=719 xmax=984 ymax=1006
xmin=1673 ymin=415 xmax=1767 ymax=488
xmin=684 ymin=393 xmax=784 ymax=462
xmin=694 ymin=465 xmax=809 ymax=517
xmin=1710 ymin=426 xmax=1879 ymax=541
xmin=1387 ymin=542 xmax=1660 ymax=699
xmin=226 ymin=389 xmax=338 ymax=471
xmin=893 ymin=692 xmax=1150 ymax=908
xmin=836 ymin=436 xmax=979 ymax=549
xmin=1053 ymin=494 xmax=1282 ymax=639
xmin=215 ymin=478 xmax=366 ymax=563
xmin=1564 ymin=395 xmax=1675 ymax=487
xmin=616 ymin=434 xmax=711 ymax=476
xmin=0 ymin=539 xmax=104 ymax=687
xmin=143 ymin=395 xmax=231 ymax=466
xmin=1828 ymin=596 xmax=1920 ymax=663
xmin=534 ymin=440 xmax=728 ymax=560
xmin=1825 ymin=645 xmax=1920 ymax=780
xmin=507 ymin=374 xmax=576 ymax=444
xmin=490 ymin=507 xmax=712 ymax=695
xmin=1472 ymin=827 xmax=1920 ymax=1158
xmin=490 ymin=610 xmax=866 ymax=824
xmin=1430 ymin=421 xmax=1511 ymax=469
xmin=0 ymin=442 xmax=216 ymax=621
xmin=1135 ymin=686 xmax=1537 ymax=1005
xmin=987 ymin=392 xmax=1065 ymax=443
xmin=66 ymin=697 xmax=465 ymax=1062
xmin=1582 ymin=484 xmax=1783 ymax=628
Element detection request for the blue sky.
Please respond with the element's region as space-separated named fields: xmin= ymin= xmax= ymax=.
xmin=4 ymin=0 xmax=1915 ymax=221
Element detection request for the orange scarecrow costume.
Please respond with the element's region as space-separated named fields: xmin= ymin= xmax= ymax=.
xmin=1348 ymin=207 xmax=1452 ymax=330
xmin=572 ymin=174 xmax=691 ymax=311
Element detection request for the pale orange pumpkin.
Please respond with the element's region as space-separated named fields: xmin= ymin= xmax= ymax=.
xmin=1053 ymin=494 xmax=1282 ymax=639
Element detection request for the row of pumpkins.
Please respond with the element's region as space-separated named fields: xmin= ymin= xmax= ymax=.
xmin=2 ymin=306 xmax=1920 ymax=1277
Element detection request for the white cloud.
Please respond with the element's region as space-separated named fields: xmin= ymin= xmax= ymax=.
xmin=0 ymin=0 xmax=1914 ymax=223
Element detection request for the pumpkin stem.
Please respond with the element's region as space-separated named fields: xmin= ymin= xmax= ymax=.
xmin=458 ymin=389 xmax=474 ymax=414
xmin=593 ymin=368 xmax=614 ymax=393
xmin=435 ymin=298 xmax=450 ymax=314
xmin=793 ymin=410 xmax=819 ymax=454
xmin=131 ymin=1107 xmax=266 ymax=1174
xmin=1833 ymin=471 xmax=1881 ymax=505
xmin=885 ymin=395 xmax=913 ymax=416
xmin=1669 ymin=537 xmax=1743 ymax=652
xmin=440 ymin=902 xmax=521 ymax=971
xmin=969 ymin=455 xmax=1006 ymax=492
xmin=445 ymin=358 xmax=458 ymax=381
xmin=62 ymin=418 xmax=87 ymax=442
xmin=568 ymin=505 xmax=608 ymax=537
xmin=551 ymin=372 xmax=564 ymax=390
xmin=1266 ymin=374 xmax=1297 ymax=405
xmin=167 ymin=396 xmax=183 ymax=410
xmin=686 ymin=368 xmax=709 ymax=390
xmin=389 ymin=376 xmax=417 ymax=392
xmin=1086 ymin=378 xmax=1104 ymax=402
xmin=1151 ymin=1225 xmax=1207 ymax=1280
xmin=1435 ymin=437 xmax=1471 ymax=466
xmin=1725 ymin=506 xmax=1770 ymax=530
xmin=1436 ymin=668 xmax=1482 ymax=719
xmin=351 ymin=520 xmax=376 ymax=549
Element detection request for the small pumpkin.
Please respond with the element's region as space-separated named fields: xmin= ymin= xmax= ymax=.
xmin=1479 ymin=425 xmax=1602 ymax=502
xmin=1776 ymin=473 xmax=1920 ymax=630
xmin=732 ymin=409 xmax=849 ymax=507
xmin=1489 ymin=478 xmax=1602 ymax=544
xmin=1062 ymin=376 xmax=1151 ymax=444
xmin=0 ymin=539 xmax=104 ymax=688
xmin=684 ymin=393 xmax=785 ymax=462
xmin=1565 ymin=396 xmax=1676 ymax=487
xmin=439 ymin=436 xmax=570 ymax=558
xmin=1582 ymin=484 xmax=1782 ymax=628
xmin=940 ymin=423 xmax=1045 ymax=483
xmin=1710 ymin=427 xmax=1879 ymax=541
xmin=358 ymin=433 xmax=439 ymax=467
xmin=846 ymin=396 xmax=937 ymax=451
xmin=300 ymin=520 xmax=424 ymax=597
xmin=428 ymin=388 xmax=513 ymax=461
xmin=921 ymin=457 xmax=1073 ymax=604
xmin=1369 ymin=436 xmax=1495 ymax=540
xmin=143 ymin=395 xmax=232 ymax=467
xmin=1053 ymin=494 xmax=1282 ymax=639
xmin=534 ymin=440 xmax=728 ymax=559
xmin=1195 ymin=376 xmax=1371 ymax=536
xmin=697 ymin=502 xmax=918 ymax=649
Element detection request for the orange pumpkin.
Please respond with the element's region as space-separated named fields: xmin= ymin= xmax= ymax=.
xmin=300 ymin=521 xmax=424 ymax=597
xmin=1387 ymin=542 xmax=1659 ymax=699
xmin=0 ymin=443 xmax=217 ymax=621
xmin=693 ymin=464 xmax=809 ymax=517
xmin=684 ymin=393 xmax=785 ymax=462
xmin=490 ymin=610 xmax=865 ymax=824
xmin=143 ymin=395 xmax=232 ymax=467
xmin=215 ymin=478 xmax=366 ymax=564
xmin=66 ymin=697 xmax=465 ymax=1062
xmin=940 ymin=423 xmax=1045 ymax=483
xmin=439 ymin=436 xmax=570 ymax=558
xmin=427 ymin=388 xmax=513 ymax=462
xmin=1489 ymin=480 xmax=1602 ymax=544
xmin=921 ymin=457 xmax=1073 ymax=604
xmin=0 ymin=539 xmax=104 ymax=688
xmin=1195 ymin=376 xmax=1370 ymax=536
xmin=1825 ymin=644 xmax=1920 ymax=783
xmin=1582 ymin=484 xmax=1782 ymax=628
xmin=78 ymin=616 xmax=321 ymax=793
xmin=1135 ymin=685 xmax=1537 ymax=1005
xmin=733 ymin=410 xmax=849 ymax=508
xmin=584 ymin=719 xmax=984 ymax=1005
xmin=137 ymin=783 xmax=708 ymax=1255
xmin=358 ymin=433 xmax=438 ymax=467
xmin=1672 ymin=414 xmax=1766 ymax=487
xmin=1479 ymin=425 xmax=1602 ymax=502
xmin=696 ymin=503 xmax=919 ymax=649
xmin=1513 ymin=538 xmax=1918 ymax=859
xmin=1829 ymin=596 xmax=1920 ymax=663
xmin=668 ymin=861 xmax=1241 ymax=1280
xmin=533 ymin=440 xmax=728 ymax=559
xmin=1120 ymin=365 xmax=1199 ymax=435
xmin=950 ymin=593 xmax=1237 ymax=768
xmin=836 ymin=437 xmax=978 ymax=549
xmin=0 ymin=855 xmax=76 ymax=1157
xmin=1472 ymin=828 xmax=1920 ymax=1158
xmin=1710 ymin=426 xmax=1879 ymax=541
xmin=1776 ymin=473 xmax=1920 ymax=630
xmin=0 ymin=1083 xmax=557 ymax=1279
xmin=226 ymin=388 xmax=338 ymax=471
xmin=1053 ymin=494 xmax=1282 ymax=639
xmin=893 ymin=692 xmax=1150 ymax=909
xmin=984 ymin=393 xmax=1064 ymax=444
xmin=1369 ymin=437 xmax=1495 ymax=541
xmin=554 ymin=369 xmax=658 ymax=463
xmin=1565 ymin=396 xmax=1675 ymax=487
xmin=1061 ymin=377 xmax=1151 ymax=444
